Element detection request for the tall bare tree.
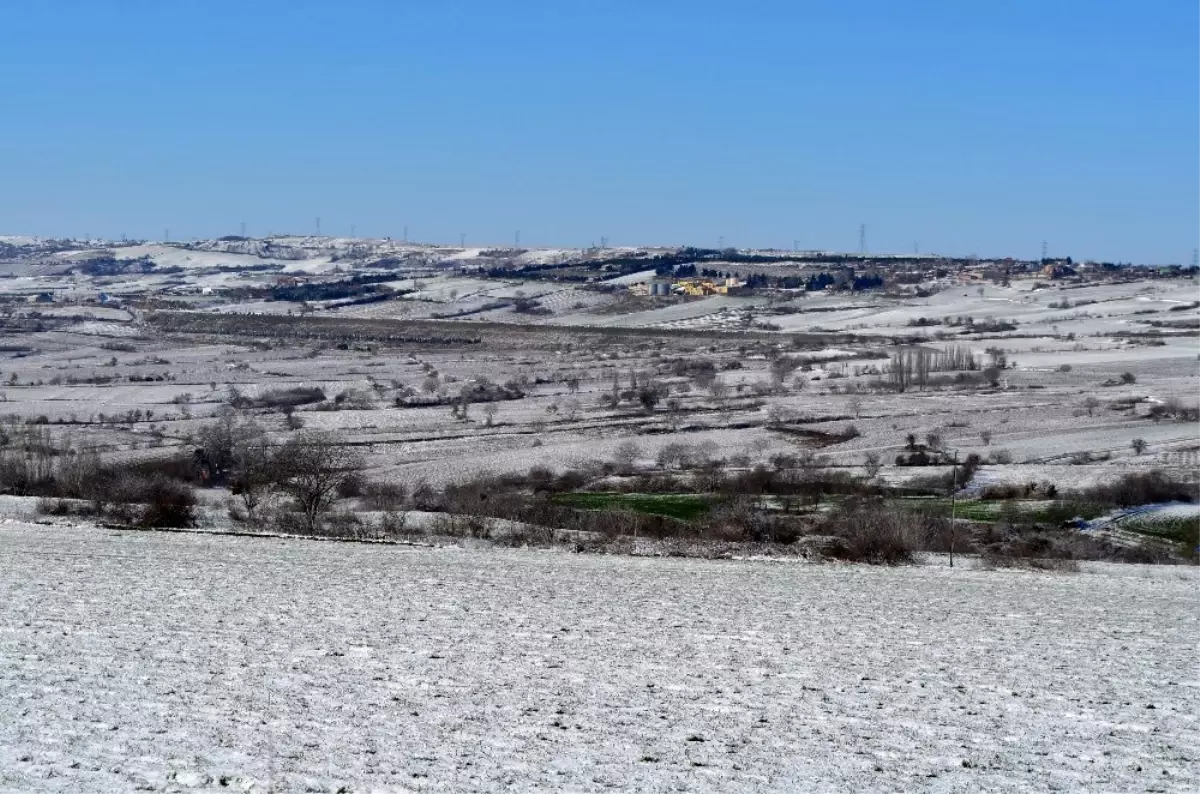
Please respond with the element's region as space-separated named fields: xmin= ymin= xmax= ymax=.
xmin=276 ymin=430 xmax=364 ymax=533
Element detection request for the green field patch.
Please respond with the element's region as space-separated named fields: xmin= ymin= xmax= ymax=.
xmin=895 ymin=498 xmax=1107 ymax=524
xmin=895 ymin=497 xmax=1003 ymax=522
xmin=1118 ymin=515 xmax=1200 ymax=546
xmin=554 ymin=492 xmax=715 ymax=522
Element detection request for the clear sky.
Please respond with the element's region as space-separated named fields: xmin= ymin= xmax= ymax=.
xmin=2 ymin=0 xmax=1196 ymax=262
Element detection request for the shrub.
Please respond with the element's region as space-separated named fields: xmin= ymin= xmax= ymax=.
xmin=363 ymin=481 xmax=407 ymax=511
xmin=430 ymin=512 xmax=494 ymax=539
xmin=1078 ymin=470 xmax=1197 ymax=508
xmin=815 ymin=502 xmax=919 ymax=564
xmin=979 ymin=553 xmax=1080 ymax=573
xmin=136 ymin=476 xmax=197 ymax=528
xmin=229 ymin=385 xmax=325 ymax=410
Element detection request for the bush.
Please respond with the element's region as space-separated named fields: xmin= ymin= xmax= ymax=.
xmin=251 ymin=386 xmax=327 ymax=409
xmin=1078 ymin=471 xmax=1198 ymax=508
xmin=136 ymin=476 xmax=197 ymax=528
xmin=815 ymin=502 xmax=920 ymax=564
xmin=363 ymin=481 xmax=407 ymax=511
xmin=979 ymin=553 xmax=1080 ymax=573
xmin=430 ymin=512 xmax=495 ymax=539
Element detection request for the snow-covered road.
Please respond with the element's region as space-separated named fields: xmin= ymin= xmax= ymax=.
xmin=2 ymin=525 xmax=1196 ymax=792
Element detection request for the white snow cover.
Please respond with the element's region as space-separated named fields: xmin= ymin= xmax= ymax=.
xmin=1 ymin=524 xmax=1196 ymax=793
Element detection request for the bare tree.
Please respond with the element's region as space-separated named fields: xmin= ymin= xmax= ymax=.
xmin=482 ymin=403 xmax=498 ymax=427
xmin=770 ymin=356 xmax=800 ymax=390
xmin=638 ymin=381 xmax=667 ymax=412
xmin=612 ymin=441 xmax=642 ymax=473
xmin=863 ymin=451 xmax=882 ymax=479
xmin=979 ymin=429 xmax=992 ymax=446
xmin=1083 ymin=396 xmax=1100 ymax=416
xmin=276 ymin=430 xmax=364 ymax=533
xmin=1131 ymin=437 xmax=1147 ymax=455
xmin=230 ymin=426 xmax=275 ymax=524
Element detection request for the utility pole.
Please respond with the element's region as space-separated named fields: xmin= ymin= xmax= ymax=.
xmin=948 ymin=449 xmax=958 ymax=568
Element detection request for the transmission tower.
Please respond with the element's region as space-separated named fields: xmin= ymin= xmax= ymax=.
xmin=1191 ymin=248 xmax=1198 ymax=268
xmin=859 ymin=224 xmax=867 ymax=255
xmin=315 ymin=217 xmax=321 ymax=236
xmin=1041 ymin=240 xmax=1048 ymax=261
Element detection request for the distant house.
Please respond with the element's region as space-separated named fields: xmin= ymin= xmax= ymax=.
xmin=31 ymin=292 xmax=54 ymax=303
xmin=1041 ymin=262 xmax=1077 ymax=279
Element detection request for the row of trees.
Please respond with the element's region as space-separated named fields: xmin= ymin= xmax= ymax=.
xmin=887 ymin=345 xmax=990 ymax=392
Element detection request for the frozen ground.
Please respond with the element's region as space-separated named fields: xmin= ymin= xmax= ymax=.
xmin=2 ymin=524 xmax=1197 ymax=793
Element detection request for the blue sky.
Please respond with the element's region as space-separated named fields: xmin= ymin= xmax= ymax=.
xmin=2 ymin=1 xmax=1196 ymax=262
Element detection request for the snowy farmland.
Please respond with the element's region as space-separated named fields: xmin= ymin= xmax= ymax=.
xmin=2 ymin=523 xmax=1197 ymax=794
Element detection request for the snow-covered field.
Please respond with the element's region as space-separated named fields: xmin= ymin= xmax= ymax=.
xmin=2 ymin=524 xmax=1197 ymax=793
